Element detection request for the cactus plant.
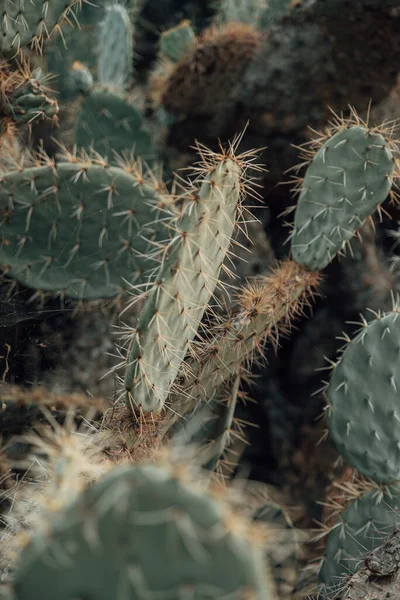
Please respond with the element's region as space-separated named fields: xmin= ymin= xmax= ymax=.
xmin=13 ymin=463 xmax=274 ymax=600
xmin=290 ymin=122 xmax=398 ymax=271
xmin=123 ymin=146 xmax=243 ymax=412
xmin=0 ymin=151 xmax=167 ymax=300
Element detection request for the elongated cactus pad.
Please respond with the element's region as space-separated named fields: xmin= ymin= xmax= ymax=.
xmin=0 ymin=0 xmax=85 ymax=53
xmin=291 ymin=125 xmax=396 ymax=271
xmin=319 ymin=484 xmax=400 ymax=595
xmin=98 ymin=4 xmax=133 ymax=89
xmin=327 ymin=310 xmax=400 ymax=484
xmin=76 ymin=88 xmax=155 ymax=162
xmin=13 ymin=464 xmax=273 ymax=600
xmin=0 ymin=155 xmax=166 ymax=300
xmin=124 ymin=155 xmax=241 ymax=413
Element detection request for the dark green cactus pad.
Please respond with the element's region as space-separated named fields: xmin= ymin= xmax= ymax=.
xmin=13 ymin=464 xmax=272 ymax=599
xmin=76 ymin=88 xmax=155 ymax=163
xmin=319 ymin=484 xmax=400 ymax=595
xmin=160 ymin=21 xmax=196 ymax=63
xmin=0 ymin=0 xmax=84 ymax=53
xmin=0 ymin=158 xmax=166 ymax=300
xmin=4 ymin=72 xmax=58 ymax=124
xmin=291 ymin=126 xmax=395 ymax=271
xmin=327 ymin=311 xmax=400 ymax=484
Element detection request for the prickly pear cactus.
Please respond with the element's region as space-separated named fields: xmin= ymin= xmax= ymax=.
xmin=159 ymin=21 xmax=196 ymax=63
xmin=76 ymin=88 xmax=155 ymax=162
xmin=13 ymin=463 xmax=274 ymax=600
xmin=98 ymin=4 xmax=133 ymax=89
xmin=0 ymin=154 xmax=167 ymax=300
xmin=124 ymin=152 xmax=241 ymax=413
xmin=319 ymin=484 xmax=400 ymax=595
xmin=3 ymin=69 xmax=58 ymax=125
xmin=327 ymin=310 xmax=400 ymax=484
xmin=291 ymin=125 xmax=396 ymax=271
xmin=0 ymin=0 xmax=85 ymax=53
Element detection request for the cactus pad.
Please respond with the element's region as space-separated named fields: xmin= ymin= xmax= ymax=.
xmin=0 ymin=156 xmax=166 ymax=300
xmin=98 ymin=4 xmax=133 ymax=89
xmin=291 ymin=126 xmax=395 ymax=271
xmin=13 ymin=464 xmax=272 ymax=599
xmin=319 ymin=484 xmax=400 ymax=594
xmin=160 ymin=21 xmax=196 ymax=63
xmin=76 ymin=88 xmax=155 ymax=162
xmin=0 ymin=0 xmax=85 ymax=53
xmin=124 ymin=156 xmax=241 ymax=413
xmin=327 ymin=311 xmax=400 ymax=484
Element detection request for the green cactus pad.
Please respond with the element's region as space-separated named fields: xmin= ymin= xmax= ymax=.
xmin=160 ymin=21 xmax=196 ymax=63
xmin=4 ymin=71 xmax=58 ymax=124
xmin=98 ymin=4 xmax=133 ymax=89
xmin=327 ymin=311 xmax=400 ymax=484
xmin=0 ymin=0 xmax=84 ymax=53
xmin=124 ymin=157 xmax=241 ymax=413
xmin=13 ymin=464 xmax=272 ymax=600
xmin=319 ymin=484 xmax=400 ymax=595
xmin=0 ymin=158 xmax=166 ymax=300
xmin=76 ymin=88 xmax=155 ymax=162
xmin=291 ymin=126 xmax=395 ymax=271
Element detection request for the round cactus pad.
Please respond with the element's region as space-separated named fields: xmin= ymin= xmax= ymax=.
xmin=319 ymin=484 xmax=400 ymax=594
xmin=328 ymin=311 xmax=400 ymax=483
xmin=14 ymin=464 xmax=272 ymax=599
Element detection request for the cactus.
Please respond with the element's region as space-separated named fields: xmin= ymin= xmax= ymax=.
xmin=290 ymin=122 xmax=397 ymax=271
xmin=319 ymin=484 xmax=400 ymax=596
xmin=123 ymin=147 xmax=242 ymax=413
xmin=0 ymin=0 xmax=85 ymax=54
xmin=75 ymin=88 xmax=155 ymax=162
xmin=13 ymin=463 xmax=274 ymax=600
xmin=327 ymin=309 xmax=400 ymax=484
xmin=319 ymin=307 xmax=400 ymax=593
xmin=159 ymin=21 xmax=196 ymax=63
xmin=97 ymin=4 xmax=134 ymax=90
xmin=0 ymin=151 xmax=167 ymax=300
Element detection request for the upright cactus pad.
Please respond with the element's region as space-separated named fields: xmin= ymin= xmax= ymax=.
xmin=0 ymin=153 xmax=167 ymax=300
xmin=124 ymin=152 xmax=242 ymax=413
xmin=291 ymin=125 xmax=396 ymax=271
xmin=319 ymin=484 xmax=400 ymax=595
xmin=13 ymin=464 xmax=273 ymax=599
xmin=76 ymin=88 xmax=155 ymax=162
xmin=98 ymin=4 xmax=134 ymax=89
xmin=327 ymin=310 xmax=400 ymax=484
xmin=160 ymin=21 xmax=196 ymax=63
xmin=0 ymin=0 xmax=85 ymax=53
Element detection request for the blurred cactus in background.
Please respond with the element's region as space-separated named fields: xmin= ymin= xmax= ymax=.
xmin=1 ymin=1 xmax=400 ymax=600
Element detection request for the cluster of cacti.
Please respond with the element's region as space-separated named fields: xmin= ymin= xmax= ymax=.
xmin=2 ymin=1 xmax=400 ymax=600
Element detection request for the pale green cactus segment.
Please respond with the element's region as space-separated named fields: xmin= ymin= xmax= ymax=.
xmin=0 ymin=0 xmax=85 ymax=53
xmin=160 ymin=21 xmax=196 ymax=63
xmin=291 ymin=126 xmax=395 ymax=271
xmin=327 ymin=310 xmax=400 ymax=484
xmin=76 ymin=88 xmax=155 ymax=163
xmin=98 ymin=4 xmax=133 ymax=89
xmin=319 ymin=484 xmax=400 ymax=595
xmin=124 ymin=158 xmax=241 ymax=413
xmin=0 ymin=158 xmax=166 ymax=300
xmin=13 ymin=463 xmax=273 ymax=600
xmin=4 ymin=71 xmax=59 ymax=124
